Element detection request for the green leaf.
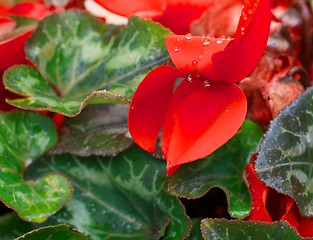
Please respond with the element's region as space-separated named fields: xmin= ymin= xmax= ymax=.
xmin=0 ymin=111 xmax=73 ymax=223
xmin=4 ymin=10 xmax=171 ymax=116
xmin=0 ymin=213 xmax=32 ymax=240
xmin=255 ymin=86 xmax=313 ymax=217
xmin=200 ymin=219 xmax=304 ymax=240
xmin=27 ymin=147 xmax=191 ymax=240
xmin=16 ymin=224 xmax=88 ymax=240
xmin=9 ymin=16 xmax=38 ymax=28
xmin=187 ymin=219 xmax=203 ymax=240
xmin=168 ymin=121 xmax=263 ymax=218
xmin=49 ymin=105 xmax=133 ymax=157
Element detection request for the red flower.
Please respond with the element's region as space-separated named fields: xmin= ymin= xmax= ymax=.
xmin=128 ymin=0 xmax=271 ymax=175
xmin=94 ymin=0 xmax=213 ymax=34
xmin=246 ymin=164 xmax=313 ymax=238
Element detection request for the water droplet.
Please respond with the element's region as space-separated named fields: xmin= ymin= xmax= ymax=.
xmin=173 ymin=47 xmax=180 ymax=52
xmin=185 ymin=33 xmax=192 ymax=40
xmin=198 ymin=55 xmax=203 ymax=61
xmin=131 ymin=106 xmax=134 ymax=109
xmin=185 ymin=64 xmax=191 ymax=71
xmin=203 ymin=39 xmax=211 ymax=46
xmin=187 ymin=74 xmax=193 ymax=82
xmin=216 ymin=38 xmax=223 ymax=44
xmin=227 ymin=36 xmax=232 ymax=41
xmin=203 ymin=80 xmax=211 ymax=87
xmin=192 ymin=60 xmax=198 ymax=67
xmin=221 ymin=35 xmax=226 ymax=40
xmin=226 ymin=109 xmax=230 ymax=113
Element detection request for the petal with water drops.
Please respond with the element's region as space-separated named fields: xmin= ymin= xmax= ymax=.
xmin=209 ymin=0 xmax=272 ymax=84
xmin=166 ymin=35 xmax=229 ymax=79
xmin=162 ymin=82 xmax=247 ymax=174
xmin=128 ymin=65 xmax=184 ymax=153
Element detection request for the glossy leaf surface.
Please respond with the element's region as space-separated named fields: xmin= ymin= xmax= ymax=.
xmin=201 ymin=219 xmax=303 ymax=240
xmin=168 ymin=120 xmax=263 ymax=218
xmin=16 ymin=224 xmax=88 ymax=240
xmin=255 ymin=86 xmax=313 ymax=217
xmin=50 ymin=105 xmax=133 ymax=157
xmin=0 ymin=111 xmax=73 ymax=223
xmin=27 ymin=147 xmax=191 ymax=239
xmin=4 ymin=10 xmax=171 ymax=116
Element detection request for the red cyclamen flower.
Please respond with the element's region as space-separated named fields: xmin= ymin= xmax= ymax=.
xmin=94 ymin=0 xmax=214 ymax=34
xmin=128 ymin=0 xmax=271 ymax=175
xmin=246 ymin=164 xmax=313 ymax=238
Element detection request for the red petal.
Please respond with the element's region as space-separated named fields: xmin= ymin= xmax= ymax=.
xmin=94 ymin=0 xmax=166 ymax=18
xmin=299 ymin=217 xmax=313 ymax=238
xmin=162 ymin=81 xmax=247 ymax=172
xmin=166 ymin=35 xmax=229 ymax=79
xmin=0 ymin=29 xmax=32 ymax=71
xmin=279 ymin=196 xmax=300 ymax=233
xmin=9 ymin=2 xmax=51 ymax=19
xmin=128 ymin=65 xmax=184 ymax=153
xmin=0 ymin=17 xmax=16 ymax=39
xmin=245 ymin=164 xmax=272 ymax=222
xmin=156 ymin=1 xmax=212 ymax=34
xmin=209 ymin=0 xmax=272 ymax=84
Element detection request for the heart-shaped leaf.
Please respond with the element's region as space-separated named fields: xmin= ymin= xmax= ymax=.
xmin=201 ymin=219 xmax=303 ymax=240
xmin=3 ymin=10 xmax=171 ymax=116
xmin=255 ymin=86 xmax=313 ymax=217
xmin=168 ymin=120 xmax=263 ymax=218
xmin=27 ymin=147 xmax=191 ymax=239
xmin=0 ymin=111 xmax=73 ymax=223
xmin=16 ymin=224 xmax=88 ymax=240
xmin=49 ymin=105 xmax=133 ymax=157
xmin=0 ymin=213 xmax=32 ymax=240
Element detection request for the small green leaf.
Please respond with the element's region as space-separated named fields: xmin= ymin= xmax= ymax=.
xmin=187 ymin=219 xmax=203 ymax=240
xmin=4 ymin=10 xmax=171 ymax=116
xmin=0 ymin=111 xmax=73 ymax=223
xmin=27 ymin=147 xmax=191 ymax=239
xmin=201 ymin=219 xmax=303 ymax=240
xmin=255 ymin=86 xmax=313 ymax=217
xmin=16 ymin=224 xmax=88 ymax=240
xmin=0 ymin=213 xmax=32 ymax=240
xmin=168 ymin=120 xmax=263 ymax=218
xmin=49 ymin=105 xmax=133 ymax=157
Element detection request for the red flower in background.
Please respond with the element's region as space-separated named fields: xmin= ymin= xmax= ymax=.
xmin=128 ymin=0 xmax=271 ymax=175
xmin=246 ymin=164 xmax=313 ymax=238
xmin=94 ymin=0 xmax=213 ymax=34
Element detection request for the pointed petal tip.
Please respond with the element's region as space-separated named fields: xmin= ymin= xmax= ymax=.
xmin=166 ymin=164 xmax=180 ymax=176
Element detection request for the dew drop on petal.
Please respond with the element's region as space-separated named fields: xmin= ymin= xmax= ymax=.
xmin=203 ymin=39 xmax=211 ymax=46
xmin=221 ymin=35 xmax=226 ymax=40
xmin=185 ymin=64 xmax=191 ymax=71
xmin=216 ymin=38 xmax=223 ymax=44
xmin=203 ymin=80 xmax=211 ymax=87
xmin=185 ymin=33 xmax=192 ymax=40
xmin=227 ymin=36 xmax=232 ymax=40
xmin=198 ymin=55 xmax=203 ymax=61
xmin=187 ymin=74 xmax=193 ymax=82
xmin=192 ymin=60 xmax=198 ymax=67
xmin=173 ymin=47 xmax=180 ymax=52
